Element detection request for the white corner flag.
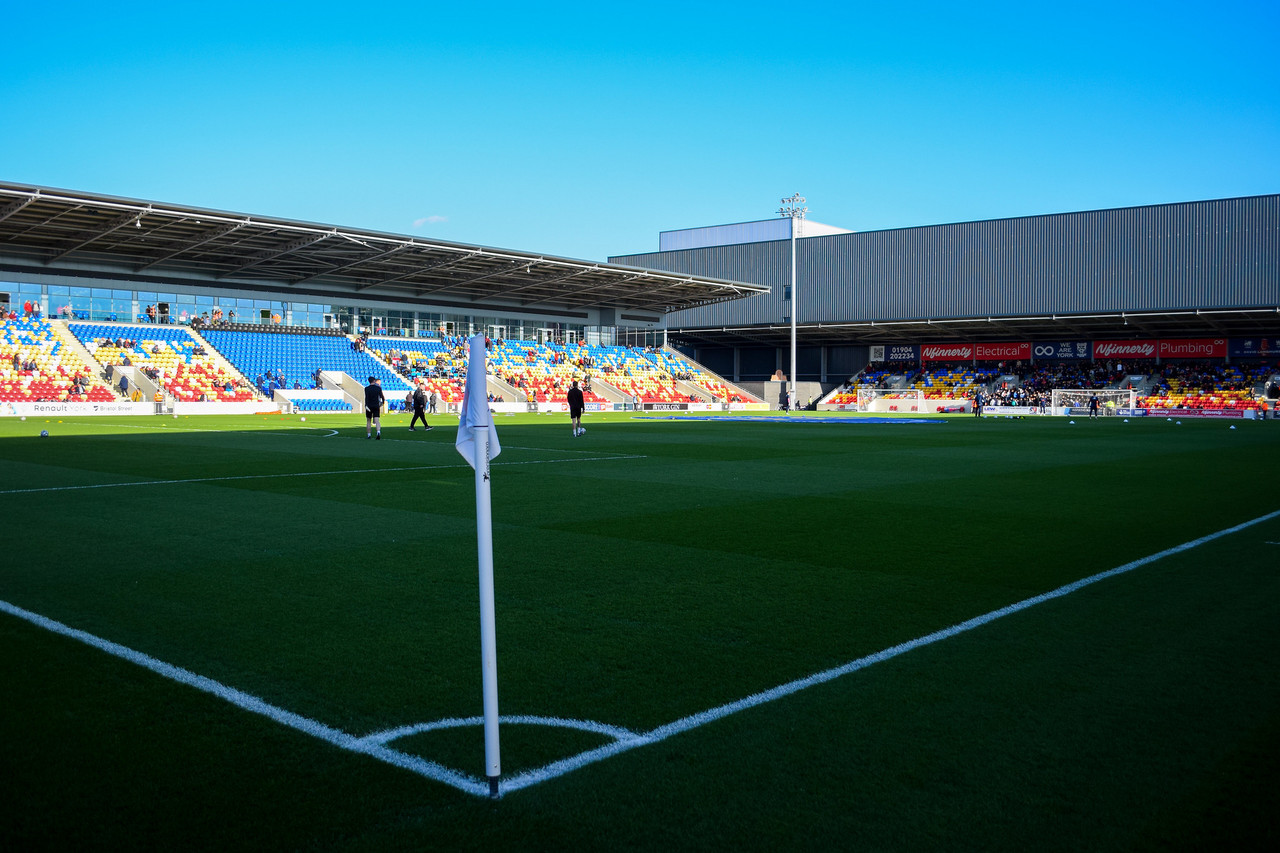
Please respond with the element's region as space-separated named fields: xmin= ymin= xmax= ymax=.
xmin=455 ymin=333 xmax=503 ymax=798
xmin=456 ymin=334 xmax=501 ymax=468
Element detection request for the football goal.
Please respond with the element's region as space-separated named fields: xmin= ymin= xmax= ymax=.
xmin=857 ymin=387 xmax=926 ymax=413
xmin=1050 ymin=388 xmax=1136 ymax=414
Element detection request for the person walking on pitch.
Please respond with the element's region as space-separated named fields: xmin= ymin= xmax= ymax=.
xmin=409 ymin=382 xmax=432 ymax=431
xmin=364 ymin=376 xmax=385 ymax=439
xmin=567 ymin=379 xmax=585 ymax=437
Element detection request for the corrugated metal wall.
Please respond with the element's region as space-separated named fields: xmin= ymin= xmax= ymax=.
xmin=611 ymin=196 xmax=1280 ymax=328
xmin=659 ymin=219 xmax=792 ymax=251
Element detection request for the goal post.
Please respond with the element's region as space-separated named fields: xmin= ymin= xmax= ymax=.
xmin=856 ymin=387 xmax=925 ymax=413
xmin=1050 ymin=388 xmax=1136 ymax=415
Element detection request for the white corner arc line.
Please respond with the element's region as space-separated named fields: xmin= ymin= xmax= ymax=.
xmin=2 ymin=508 xmax=1275 ymax=799
xmin=359 ymin=715 xmax=640 ymax=747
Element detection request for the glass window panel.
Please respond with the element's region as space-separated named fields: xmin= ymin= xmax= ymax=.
xmin=49 ymin=286 xmax=70 ymax=297
xmin=157 ymin=293 xmax=176 ymax=302
xmin=112 ymin=289 xmax=131 ymax=299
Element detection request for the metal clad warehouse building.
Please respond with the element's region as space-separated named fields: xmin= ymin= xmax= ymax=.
xmin=609 ymin=195 xmax=1280 ymax=383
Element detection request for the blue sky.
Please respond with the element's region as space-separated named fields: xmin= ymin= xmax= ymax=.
xmin=2 ymin=1 xmax=1276 ymax=262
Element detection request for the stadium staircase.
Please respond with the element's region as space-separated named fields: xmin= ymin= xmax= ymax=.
xmin=1 ymin=317 xmax=120 ymax=403
xmin=184 ymin=326 xmax=261 ymax=395
xmin=67 ymin=321 xmax=261 ymax=404
xmin=199 ymin=328 xmax=413 ymax=411
xmin=47 ymin=320 xmax=110 ymax=387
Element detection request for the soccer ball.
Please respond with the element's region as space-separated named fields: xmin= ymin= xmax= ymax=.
xmin=40 ymin=430 xmax=48 ymax=437
xmin=300 ymin=417 xmax=306 ymax=422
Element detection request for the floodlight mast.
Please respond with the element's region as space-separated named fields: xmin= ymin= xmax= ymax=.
xmin=778 ymin=194 xmax=807 ymax=414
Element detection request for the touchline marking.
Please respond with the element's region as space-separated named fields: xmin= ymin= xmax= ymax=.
xmin=0 ymin=454 xmax=647 ymax=495
xmin=500 ymin=506 xmax=1280 ymax=793
xmin=4 ymin=508 xmax=1274 ymax=799
xmin=0 ymin=598 xmax=490 ymax=798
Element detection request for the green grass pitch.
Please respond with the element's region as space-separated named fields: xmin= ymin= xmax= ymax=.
xmin=1 ymin=410 xmax=1277 ymax=850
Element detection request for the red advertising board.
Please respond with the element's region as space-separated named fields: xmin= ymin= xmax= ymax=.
xmin=920 ymin=343 xmax=973 ymax=362
xmin=975 ymin=341 xmax=1030 ymax=361
xmin=1158 ymin=338 xmax=1228 ymax=359
xmin=1145 ymin=407 xmax=1244 ymax=418
xmin=1093 ymin=339 xmax=1157 ymax=359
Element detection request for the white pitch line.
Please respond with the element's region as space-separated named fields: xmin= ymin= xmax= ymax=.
xmin=5 ymin=508 xmax=1273 ymax=799
xmin=0 ymin=598 xmax=489 ymax=798
xmin=359 ymin=715 xmax=640 ymax=747
xmin=498 ymin=506 xmax=1280 ymax=793
xmin=0 ymin=454 xmax=647 ymax=495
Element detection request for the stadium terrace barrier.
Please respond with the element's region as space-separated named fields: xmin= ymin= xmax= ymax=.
xmin=2 ymin=401 xmax=153 ymax=417
xmin=171 ymin=401 xmax=278 ymax=415
xmin=273 ymin=389 xmax=354 ymax=413
xmin=981 ymin=406 xmax=1042 ymax=416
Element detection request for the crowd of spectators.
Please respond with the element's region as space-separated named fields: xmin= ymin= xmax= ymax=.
xmin=1146 ymin=360 xmax=1271 ymax=396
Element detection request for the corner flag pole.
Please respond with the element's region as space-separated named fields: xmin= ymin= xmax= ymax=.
xmin=473 ymin=425 xmax=500 ymax=797
xmin=456 ymin=333 xmax=503 ymax=798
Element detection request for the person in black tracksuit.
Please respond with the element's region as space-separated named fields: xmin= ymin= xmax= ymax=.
xmin=364 ymin=376 xmax=385 ymax=439
xmin=409 ymin=384 xmax=431 ymax=431
xmin=567 ymin=380 xmax=585 ymax=437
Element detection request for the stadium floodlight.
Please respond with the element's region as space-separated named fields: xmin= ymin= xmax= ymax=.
xmin=778 ymin=194 xmax=807 ymax=414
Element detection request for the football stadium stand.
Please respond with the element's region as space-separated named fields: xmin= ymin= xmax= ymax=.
xmin=69 ymin=323 xmax=257 ymax=403
xmin=911 ymin=364 xmax=1000 ymax=399
xmin=1137 ymin=360 xmax=1273 ymax=412
xmin=368 ymin=336 xmax=756 ymax=406
xmin=199 ymin=329 xmax=413 ymax=407
xmin=1 ymin=317 xmax=116 ymax=402
xmin=366 ymin=337 xmax=465 ymax=406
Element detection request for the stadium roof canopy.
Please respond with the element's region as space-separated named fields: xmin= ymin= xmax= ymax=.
xmin=666 ymin=307 xmax=1280 ymax=348
xmin=0 ymin=182 xmax=768 ymax=316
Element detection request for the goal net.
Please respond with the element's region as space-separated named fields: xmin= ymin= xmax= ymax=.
xmin=856 ymin=387 xmax=926 ymax=413
xmin=1050 ymin=388 xmax=1135 ymax=415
